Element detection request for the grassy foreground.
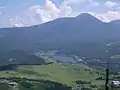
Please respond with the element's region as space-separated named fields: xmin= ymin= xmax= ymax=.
xmin=0 ymin=63 xmax=105 ymax=89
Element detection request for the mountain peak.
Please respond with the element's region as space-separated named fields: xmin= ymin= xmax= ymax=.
xmin=76 ymin=13 xmax=94 ymax=18
xmin=76 ymin=13 xmax=102 ymax=23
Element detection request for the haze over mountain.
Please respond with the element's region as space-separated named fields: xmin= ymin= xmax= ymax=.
xmin=0 ymin=13 xmax=120 ymax=59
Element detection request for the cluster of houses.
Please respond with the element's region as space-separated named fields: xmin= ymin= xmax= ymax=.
xmin=0 ymin=79 xmax=17 ymax=88
xmin=110 ymin=80 xmax=120 ymax=89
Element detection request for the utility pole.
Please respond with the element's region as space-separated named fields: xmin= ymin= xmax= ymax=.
xmin=105 ymin=59 xmax=109 ymax=90
xmin=105 ymin=41 xmax=120 ymax=90
xmin=105 ymin=44 xmax=110 ymax=90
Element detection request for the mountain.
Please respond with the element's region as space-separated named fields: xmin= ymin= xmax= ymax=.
xmin=76 ymin=13 xmax=102 ymax=23
xmin=0 ymin=13 xmax=120 ymax=60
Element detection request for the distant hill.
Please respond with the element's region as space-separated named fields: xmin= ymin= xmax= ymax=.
xmin=0 ymin=13 xmax=120 ymax=59
xmin=0 ymin=50 xmax=45 ymax=65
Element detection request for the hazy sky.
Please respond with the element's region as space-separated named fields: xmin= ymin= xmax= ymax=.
xmin=0 ymin=0 xmax=120 ymax=27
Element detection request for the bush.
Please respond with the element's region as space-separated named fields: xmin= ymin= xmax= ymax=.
xmin=76 ymin=80 xmax=91 ymax=84
xmin=95 ymin=76 xmax=104 ymax=80
xmin=81 ymin=88 xmax=92 ymax=90
xmin=90 ymin=84 xmax=97 ymax=88
xmin=97 ymin=85 xmax=105 ymax=90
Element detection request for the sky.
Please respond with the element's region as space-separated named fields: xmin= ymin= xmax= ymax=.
xmin=0 ymin=0 xmax=120 ymax=27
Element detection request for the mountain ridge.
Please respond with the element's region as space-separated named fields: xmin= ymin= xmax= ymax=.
xmin=0 ymin=13 xmax=117 ymax=29
xmin=0 ymin=13 xmax=120 ymax=59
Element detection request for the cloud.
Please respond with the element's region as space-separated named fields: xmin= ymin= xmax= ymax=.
xmin=96 ymin=11 xmax=120 ymax=22
xmin=28 ymin=0 xmax=72 ymax=23
xmin=11 ymin=23 xmax=24 ymax=27
xmin=59 ymin=3 xmax=72 ymax=16
xmin=0 ymin=4 xmax=6 ymax=9
xmin=105 ymin=1 xmax=117 ymax=7
xmin=8 ymin=17 xmax=25 ymax=27
xmin=0 ymin=12 xmax=3 ymax=15
xmin=6 ymin=0 xmax=72 ymax=27
xmin=62 ymin=0 xmax=100 ymax=12
xmin=45 ymin=0 xmax=60 ymax=12
xmin=3 ymin=0 xmax=120 ymax=27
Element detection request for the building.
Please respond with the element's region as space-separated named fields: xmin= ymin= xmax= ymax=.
xmin=111 ymin=80 xmax=120 ymax=88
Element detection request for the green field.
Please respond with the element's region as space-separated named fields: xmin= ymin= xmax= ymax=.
xmin=111 ymin=54 xmax=120 ymax=60
xmin=0 ymin=63 xmax=105 ymax=90
xmin=0 ymin=63 xmax=105 ymax=85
